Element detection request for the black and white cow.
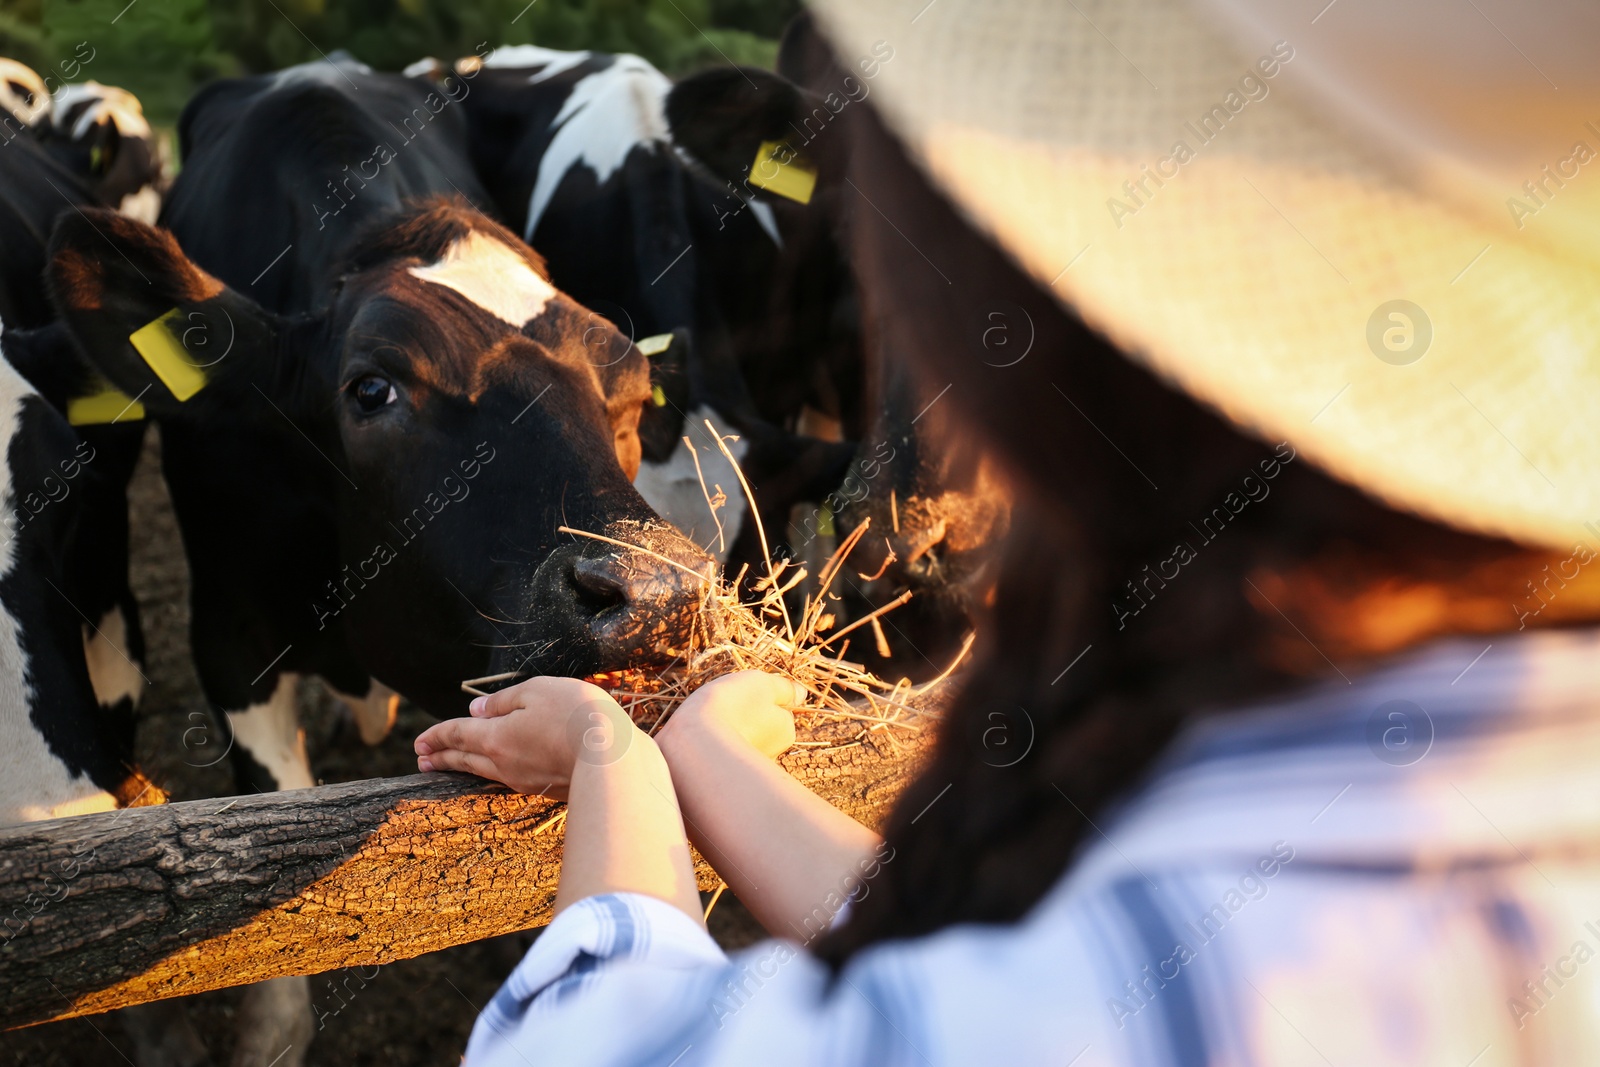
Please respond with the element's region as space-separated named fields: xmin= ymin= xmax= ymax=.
xmin=45 ymin=56 xmax=711 ymax=1067
xmin=52 ymin=57 xmax=711 ymax=785
xmin=0 ymin=71 xmax=214 ymax=1067
xmin=0 ymin=129 xmax=145 ymax=932
xmin=427 ymin=45 xmax=857 ymax=570
xmin=0 ymin=324 xmax=150 ymax=825
xmin=0 ymin=100 xmax=150 ymax=729
xmin=437 ymin=39 xmax=999 ymax=674
xmin=1 ymin=58 xmax=166 ymax=224
xmin=660 ymin=19 xmax=1013 ymax=677
xmin=829 ymin=350 xmax=1012 ymax=677
xmin=0 ymin=110 xmax=153 ymax=919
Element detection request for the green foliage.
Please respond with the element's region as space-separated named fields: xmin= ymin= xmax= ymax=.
xmin=22 ymin=0 xmax=234 ymax=124
xmin=0 ymin=0 xmax=48 ymax=71
xmin=709 ymin=0 xmax=799 ymax=42
xmin=7 ymin=0 xmax=788 ymax=125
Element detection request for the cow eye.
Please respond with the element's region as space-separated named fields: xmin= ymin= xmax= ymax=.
xmin=350 ymin=375 xmax=398 ymax=413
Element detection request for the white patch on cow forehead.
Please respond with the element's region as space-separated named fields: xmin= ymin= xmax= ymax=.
xmin=55 ymin=82 xmax=151 ymax=139
xmin=526 ymin=55 xmax=672 ymax=237
xmin=407 ymin=231 xmax=557 ymax=326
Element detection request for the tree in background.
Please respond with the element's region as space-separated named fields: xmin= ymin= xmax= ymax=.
xmin=9 ymin=0 xmax=798 ymax=125
xmin=12 ymin=0 xmax=231 ymax=123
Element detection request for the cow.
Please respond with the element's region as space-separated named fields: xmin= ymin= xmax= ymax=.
xmin=827 ymin=349 xmax=1012 ymax=677
xmin=0 ymin=323 xmax=152 ymax=824
xmin=52 ymin=54 xmax=714 ymax=786
xmin=42 ymin=80 xmax=165 ymax=223
xmin=425 ymin=45 xmax=857 ymax=569
xmin=0 ymin=324 xmax=171 ymax=1067
xmin=0 ymin=95 xmax=150 ymax=726
xmin=44 ymin=56 xmax=712 ymax=1067
xmin=0 ymin=88 xmax=203 ymax=1067
xmin=660 ymin=18 xmax=1014 ymax=677
xmin=0 ymin=57 xmax=166 ymax=224
xmin=441 ymin=38 xmax=1003 ymax=674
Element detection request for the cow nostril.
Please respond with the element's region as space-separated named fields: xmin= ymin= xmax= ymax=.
xmin=570 ymin=560 xmax=630 ymax=616
xmin=899 ymin=519 xmax=948 ymax=581
xmin=907 ymin=541 xmax=943 ymax=579
xmin=552 ymin=528 xmax=712 ymax=669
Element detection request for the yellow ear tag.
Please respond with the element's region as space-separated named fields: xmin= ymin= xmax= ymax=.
xmin=637 ymin=333 xmax=673 ymax=356
xmin=129 ymin=308 xmax=207 ymax=401
xmin=650 ymin=384 xmax=667 ymax=407
xmin=816 ymin=503 xmax=835 ymax=537
xmin=749 ymin=140 xmax=816 ymax=205
xmin=67 ymin=383 xmax=146 ymax=426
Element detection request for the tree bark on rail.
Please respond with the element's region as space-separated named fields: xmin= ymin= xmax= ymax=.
xmin=0 ymin=713 xmax=931 ymax=1030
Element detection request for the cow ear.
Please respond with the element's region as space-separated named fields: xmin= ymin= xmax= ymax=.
xmin=46 ymin=208 xmax=283 ymax=418
xmin=637 ymin=328 xmax=692 ymax=463
xmin=79 ymin=117 xmax=122 ymax=180
xmin=665 ymin=67 xmax=816 ymax=189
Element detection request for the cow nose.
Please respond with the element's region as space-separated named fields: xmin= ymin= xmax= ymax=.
xmin=895 ymin=517 xmax=949 ymax=584
xmin=563 ymin=524 xmax=713 ymax=666
xmin=900 ymin=538 xmax=945 ymax=583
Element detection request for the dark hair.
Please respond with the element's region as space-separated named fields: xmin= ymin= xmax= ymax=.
xmin=811 ymin=89 xmax=1578 ymax=966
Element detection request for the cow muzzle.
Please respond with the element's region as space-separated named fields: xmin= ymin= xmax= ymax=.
xmin=538 ymin=520 xmax=714 ymax=670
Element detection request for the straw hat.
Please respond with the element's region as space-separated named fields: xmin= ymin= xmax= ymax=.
xmin=807 ymin=0 xmax=1600 ymax=551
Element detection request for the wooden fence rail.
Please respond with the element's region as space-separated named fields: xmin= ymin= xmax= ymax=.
xmin=0 ymin=715 xmax=930 ymax=1029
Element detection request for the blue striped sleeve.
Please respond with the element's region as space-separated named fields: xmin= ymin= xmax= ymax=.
xmin=466 ymin=893 xmax=727 ymax=1063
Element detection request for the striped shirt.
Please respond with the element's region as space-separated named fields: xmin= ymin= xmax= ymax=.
xmin=466 ymin=628 xmax=1600 ymax=1066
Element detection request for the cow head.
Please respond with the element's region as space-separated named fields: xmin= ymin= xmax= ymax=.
xmin=47 ymin=199 xmax=713 ymax=713
xmin=830 ymin=362 xmax=1012 ymax=675
xmin=43 ymin=82 xmax=163 ymax=222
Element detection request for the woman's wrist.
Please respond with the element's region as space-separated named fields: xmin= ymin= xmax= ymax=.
xmin=561 ymin=693 xmax=643 ymax=775
xmin=556 ymin=724 xmax=702 ymax=922
xmin=655 ymin=702 xmax=730 ymax=761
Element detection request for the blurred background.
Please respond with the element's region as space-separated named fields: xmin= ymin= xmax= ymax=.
xmin=0 ymin=0 xmax=797 ymax=126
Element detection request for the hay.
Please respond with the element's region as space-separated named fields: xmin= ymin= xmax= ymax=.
xmin=462 ymin=420 xmax=973 ymax=746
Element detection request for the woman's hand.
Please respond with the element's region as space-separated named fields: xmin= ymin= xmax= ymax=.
xmin=657 ymin=670 xmax=806 ymax=760
xmin=417 ymin=676 xmax=701 ymax=923
xmin=654 ymin=669 xmax=881 ymax=938
xmin=413 ymin=677 xmax=634 ymax=799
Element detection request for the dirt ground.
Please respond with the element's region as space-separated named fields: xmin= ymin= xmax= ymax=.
xmin=2 ymin=429 xmax=765 ymax=1066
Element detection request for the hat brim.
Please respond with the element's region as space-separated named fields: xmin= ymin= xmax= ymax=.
xmin=810 ymin=0 xmax=1600 ymax=552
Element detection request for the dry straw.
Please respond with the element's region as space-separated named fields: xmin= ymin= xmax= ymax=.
xmin=463 ymin=419 xmax=972 ymax=748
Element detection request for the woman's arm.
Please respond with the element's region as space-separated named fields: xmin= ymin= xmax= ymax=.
xmin=654 ymin=672 xmax=883 ymax=939
xmin=556 ymin=714 xmax=702 ymax=919
xmin=413 ymin=678 xmax=702 ymax=924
